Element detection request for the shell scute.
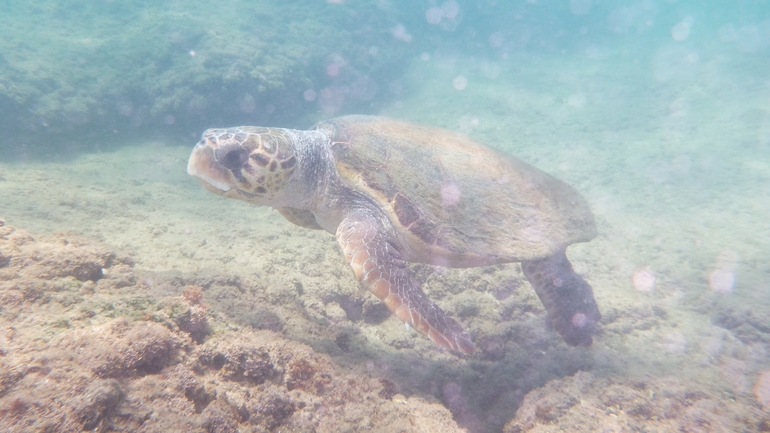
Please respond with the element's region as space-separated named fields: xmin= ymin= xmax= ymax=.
xmin=318 ymin=116 xmax=596 ymax=265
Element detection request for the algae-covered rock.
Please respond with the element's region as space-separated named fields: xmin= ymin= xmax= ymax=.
xmin=0 ymin=222 xmax=467 ymax=432
xmin=0 ymin=1 xmax=415 ymax=138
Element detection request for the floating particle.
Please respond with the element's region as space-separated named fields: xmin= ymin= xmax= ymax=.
xmin=453 ymin=75 xmax=468 ymax=90
xmin=632 ymin=267 xmax=656 ymax=292
xmin=303 ymin=89 xmax=317 ymax=102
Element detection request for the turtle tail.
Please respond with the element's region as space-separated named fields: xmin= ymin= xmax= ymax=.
xmin=521 ymin=250 xmax=601 ymax=346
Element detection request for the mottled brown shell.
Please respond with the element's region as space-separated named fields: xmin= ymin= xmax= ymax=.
xmin=315 ymin=116 xmax=596 ymax=267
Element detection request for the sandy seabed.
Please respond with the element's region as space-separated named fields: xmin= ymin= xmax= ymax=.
xmin=1 ymin=48 xmax=770 ymax=432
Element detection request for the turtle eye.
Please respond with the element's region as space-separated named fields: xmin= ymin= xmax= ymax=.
xmin=217 ymin=144 xmax=249 ymax=171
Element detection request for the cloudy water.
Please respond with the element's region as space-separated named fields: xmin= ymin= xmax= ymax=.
xmin=1 ymin=1 xmax=769 ymax=432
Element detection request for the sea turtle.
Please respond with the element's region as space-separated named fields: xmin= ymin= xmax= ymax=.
xmin=187 ymin=115 xmax=600 ymax=354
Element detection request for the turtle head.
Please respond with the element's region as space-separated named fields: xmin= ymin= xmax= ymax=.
xmin=187 ymin=127 xmax=299 ymax=206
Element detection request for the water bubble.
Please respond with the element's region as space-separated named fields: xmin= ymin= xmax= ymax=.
xmin=457 ymin=116 xmax=479 ymax=133
xmin=709 ymin=269 xmax=735 ymax=294
xmin=188 ymin=50 xmax=196 ymax=57
xmin=440 ymin=182 xmax=462 ymax=207
xmin=709 ymin=250 xmax=738 ymax=294
xmin=326 ymin=63 xmax=341 ymax=77
xmin=661 ymin=331 xmax=688 ymax=354
xmin=442 ymin=381 xmax=482 ymax=431
xmin=734 ymin=25 xmax=764 ymax=53
xmin=632 ymin=267 xmax=656 ymax=292
xmin=116 ymin=100 xmax=133 ymax=117
xmin=567 ymin=92 xmax=586 ymax=108
xmin=388 ymin=81 xmax=402 ymax=95
xmin=571 ymin=313 xmax=588 ymax=328
xmin=239 ymin=94 xmax=256 ymax=113
xmin=716 ymin=250 xmax=740 ymax=270
xmin=570 ymin=0 xmax=592 ymax=16
xmin=350 ymin=75 xmax=378 ymax=101
xmin=718 ymin=24 xmax=736 ymax=42
xmin=488 ymin=32 xmax=505 ymax=48
xmin=391 ymin=24 xmax=412 ymax=43
xmin=479 ymin=61 xmax=500 ymax=79
xmin=755 ymin=370 xmax=770 ymax=408
xmin=721 ymin=358 xmax=747 ymax=393
xmin=452 ymin=75 xmax=468 ymax=90
xmin=672 ymin=16 xmax=695 ymax=42
xmin=426 ymin=7 xmax=443 ymax=25
xmin=671 ymin=154 xmax=692 ymax=174
xmin=607 ymin=8 xmax=635 ymax=34
xmin=441 ymin=1 xmax=460 ymax=20
xmin=671 ymin=20 xmax=690 ymax=41
xmin=669 ymin=97 xmax=689 ymax=117
xmin=521 ymin=226 xmax=544 ymax=244
xmin=426 ymin=1 xmax=460 ymax=28
xmin=700 ymin=335 xmax=724 ymax=359
xmin=303 ymin=89 xmax=317 ymax=102
xmin=318 ymin=86 xmax=346 ymax=115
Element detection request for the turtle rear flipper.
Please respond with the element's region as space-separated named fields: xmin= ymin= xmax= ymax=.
xmin=336 ymin=210 xmax=475 ymax=354
xmin=522 ymin=251 xmax=601 ymax=346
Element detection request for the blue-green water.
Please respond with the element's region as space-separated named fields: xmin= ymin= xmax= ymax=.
xmin=1 ymin=1 xmax=769 ymax=432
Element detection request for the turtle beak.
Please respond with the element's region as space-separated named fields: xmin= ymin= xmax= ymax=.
xmin=187 ymin=141 xmax=233 ymax=192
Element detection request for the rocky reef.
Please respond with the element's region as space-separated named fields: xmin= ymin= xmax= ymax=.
xmin=0 ymin=222 xmax=464 ymax=432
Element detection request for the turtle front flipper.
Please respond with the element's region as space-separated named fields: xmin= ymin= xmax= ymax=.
xmin=336 ymin=210 xmax=475 ymax=354
xmin=521 ymin=250 xmax=601 ymax=346
xmin=277 ymin=207 xmax=325 ymax=230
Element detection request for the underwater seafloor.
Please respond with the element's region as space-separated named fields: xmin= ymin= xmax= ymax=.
xmin=3 ymin=22 xmax=770 ymax=433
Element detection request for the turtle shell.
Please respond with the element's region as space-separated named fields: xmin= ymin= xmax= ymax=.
xmin=315 ymin=115 xmax=596 ymax=267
